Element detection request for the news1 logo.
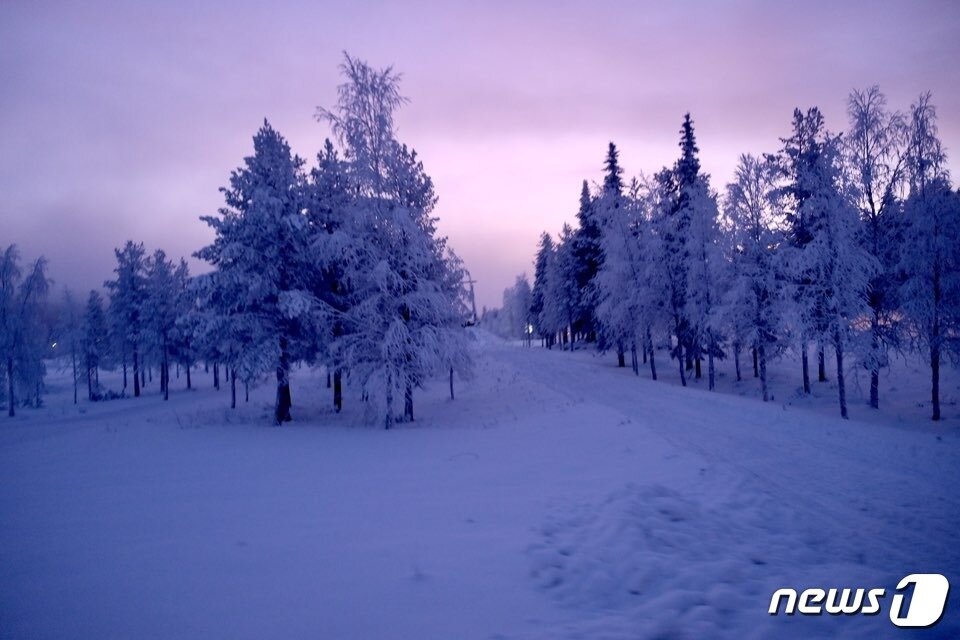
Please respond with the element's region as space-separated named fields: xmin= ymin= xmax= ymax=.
xmin=769 ymin=573 xmax=950 ymax=628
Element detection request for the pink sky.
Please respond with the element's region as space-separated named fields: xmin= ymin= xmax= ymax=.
xmin=2 ymin=1 xmax=958 ymax=309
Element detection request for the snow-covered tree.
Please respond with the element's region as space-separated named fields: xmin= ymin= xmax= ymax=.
xmin=196 ymin=120 xmax=315 ymax=423
xmin=105 ymin=241 xmax=147 ymax=397
xmin=317 ymin=53 xmax=472 ymax=428
xmin=553 ymin=223 xmax=581 ymax=351
xmin=650 ymin=114 xmax=703 ymax=386
xmin=595 ymin=177 xmax=650 ymax=375
xmin=722 ymin=154 xmax=787 ymax=401
xmin=777 ymin=110 xmax=875 ymax=418
xmin=83 ymin=289 xmax=108 ymax=400
xmin=571 ymin=178 xmax=603 ymax=343
xmin=57 ymin=290 xmax=84 ymax=405
xmin=531 ymin=232 xmax=555 ymax=346
xmin=0 ymin=246 xmax=50 ymax=416
xmin=144 ymin=249 xmax=179 ymax=401
xmin=899 ymin=93 xmax=960 ymax=421
xmin=684 ymin=175 xmax=726 ymax=390
xmin=499 ymin=275 xmax=534 ymax=341
xmin=845 ymin=85 xmax=908 ymax=409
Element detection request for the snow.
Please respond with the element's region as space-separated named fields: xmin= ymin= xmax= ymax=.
xmin=1 ymin=331 xmax=958 ymax=639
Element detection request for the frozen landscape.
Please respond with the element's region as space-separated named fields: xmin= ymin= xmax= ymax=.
xmin=3 ymin=3 xmax=959 ymax=639
xmin=1 ymin=332 xmax=957 ymax=639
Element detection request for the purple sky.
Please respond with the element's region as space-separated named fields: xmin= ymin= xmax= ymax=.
xmin=2 ymin=1 xmax=958 ymax=310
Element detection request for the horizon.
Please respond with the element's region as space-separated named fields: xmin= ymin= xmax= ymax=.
xmin=2 ymin=1 xmax=959 ymax=310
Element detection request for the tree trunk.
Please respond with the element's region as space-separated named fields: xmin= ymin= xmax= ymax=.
xmin=404 ymin=384 xmax=414 ymax=422
xmin=931 ymin=343 xmax=940 ymax=421
xmin=835 ymin=333 xmax=847 ymax=419
xmin=818 ymin=346 xmax=827 ymax=382
xmin=213 ymin=363 xmax=219 ymax=390
xmin=677 ymin=339 xmax=687 ymax=387
xmin=275 ymin=338 xmax=292 ymax=424
xmin=71 ymin=348 xmax=78 ymax=405
xmin=326 ymin=369 xmax=331 ymax=389
xmin=133 ymin=348 xmax=141 ymax=398
xmin=707 ymin=350 xmax=715 ymax=391
xmin=245 ymin=381 xmax=249 ymax=403
xmin=231 ymin=368 xmax=237 ymax=409
xmin=186 ymin=364 xmax=191 ymax=390
xmin=695 ymin=357 xmax=702 ymax=380
xmin=759 ymin=344 xmax=769 ymax=402
xmin=630 ymin=343 xmax=639 ymax=376
xmin=162 ymin=349 xmax=169 ymax=401
xmin=385 ymin=372 xmax=394 ymax=430
xmin=7 ymin=356 xmax=15 ymax=417
xmin=122 ymin=356 xmax=127 ymax=390
xmin=333 ymin=369 xmax=342 ymax=413
xmin=752 ymin=348 xmax=759 ymax=378
xmin=801 ymin=342 xmax=810 ymax=394
xmin=647 ymin=326 xmax=657 ymax=381
xmin=617 ymin=343 xmax=625 ymax=368
xmin=449 ymin=367 xmax=455 ymax=400
xmin=734 ymin=344 xmax=741 ymax=382
xmin=87 ymin=362 xmax=94 ymax=401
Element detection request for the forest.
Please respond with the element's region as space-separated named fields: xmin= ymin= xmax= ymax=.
xmin=0 ymin=54 xmax=472 ymax=428
xmin=494 ymin=87 xmax=959 ymax=420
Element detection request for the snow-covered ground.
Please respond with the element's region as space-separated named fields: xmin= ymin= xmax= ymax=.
xmin=1 ymin=331 xmax=958 ymax=639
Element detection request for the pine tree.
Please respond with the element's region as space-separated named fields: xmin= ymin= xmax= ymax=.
xmin=144 ymin=250 xmax=178 ymax=401
xmin=83 ymin=290 xmax=108 ymax=400
xmin=652 ymin=114 xmax=703 ymax=385
xmin=571 ymin=179 xmax=602 ymax=343
xmin=531 ymin=232 xmax=554 ymax=346
xmin=196 ymin=120 xmax=314 ymax=423
xmin=105 ymin=241 xmax=147 ymax=398
xmin=317 ymin=53 xmax=472 ymax=428
xmin=778 ymin=111 xmax=875 ymax=418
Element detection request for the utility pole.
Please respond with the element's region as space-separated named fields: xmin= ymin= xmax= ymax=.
xmin=463 ymin=277 xmax=478 ymax=325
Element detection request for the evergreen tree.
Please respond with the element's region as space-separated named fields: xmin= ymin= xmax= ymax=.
xmin=531 ymin=232 xmax=554 ymax=346
xmin=571 ymin=179 xmax=602 ymax=342
xmin=144 ymin=249 xmax=178 ymax=401
xmin=778 ymin=111 xmax=875 ymax=418
xmin=317 ymin=53 xmax=472 ymax=428
xmin=105 ymin=241 xmax=146 ymax=398
xmin=83 ymin=289 xmax=108 ymax=400
xmin=196 ymin=120 xmax=314 ymax=423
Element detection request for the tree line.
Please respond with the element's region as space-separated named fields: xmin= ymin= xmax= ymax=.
xmin=1 ymin=54 xmax=473 ymax=427
xmin=499 ymin=87 xmax=959 ymax=420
